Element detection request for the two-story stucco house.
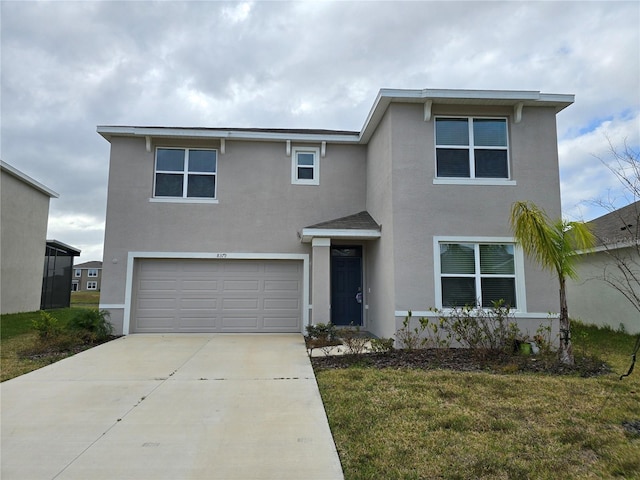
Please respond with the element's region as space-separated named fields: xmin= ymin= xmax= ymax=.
xmin=97 ymin=88 xmax=572 ymax=340
xmin=72 ymin=261 xmax=103 ymax=291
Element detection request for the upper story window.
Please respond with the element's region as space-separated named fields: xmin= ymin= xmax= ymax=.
xmin=291 ymin=146 xmax=319 ymax=185
xmin=438 ymin=242 xmax=518 ymax=308
xmin=154 ymin=148 xmax=217 ymax=199
xmin=74 ymin=269 xmax=81 ymax=277
xmin=88 ymin=269 xmax=98 ymax=277
xmin=435 ymin=117 xmax=509 ymax=179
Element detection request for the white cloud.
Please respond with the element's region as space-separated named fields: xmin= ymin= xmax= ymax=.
xmin=558 ymin=111 xmax=640 ymax=220
xmin=222 ymin=1 xmax=253 ymax=23
xmin=1 ymin=0 xmax=638 ymax=259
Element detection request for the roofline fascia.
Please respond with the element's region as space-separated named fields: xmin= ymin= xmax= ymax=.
xmin=98 ymin=88 xmax=575 ymax=146
xmin=576 ymin=239 xmax=640 ymax=255
xmin=359 ymin=88 xmax=575 ymax=143
xmin=97 ymin=126 xmax=361 ymax=144
xmin=0 ymin=160 xmax=59 ymax=198
xmin=300 ymin=228 xmax=382 ymax=243
xmin=46 ymin=239 xmax=81 ymax=255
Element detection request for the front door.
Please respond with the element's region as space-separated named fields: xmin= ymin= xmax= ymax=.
xmin=331 ymin=246 xmax=363 ymax=326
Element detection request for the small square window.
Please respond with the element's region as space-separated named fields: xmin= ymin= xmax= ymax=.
xmin=87 ymin=281 xmax=98 ymax=290
xmin=292 ymin=147 xmax=320 ymax=185
xmin=74 ymin=269 xmax=81 ymax=277
xmin=88 ymin=269 xmax=98 ymax=277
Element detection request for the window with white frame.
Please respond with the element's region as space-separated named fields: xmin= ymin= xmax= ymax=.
xmin=435 ymin=117 xmax=509 ymax=179
xmin=74 ymin=269 xmax=81 ymax=277
xmin=154 ymin=148 xmax=217 ymax=198
xmin=438 ymin=242 xmax=517 ymax=308
xmin=87 ymin=281 xmax=98 ymax=290
xmin=88 ymin=269 xmax=98 ymax=277
xmin=291 ymin=146 xmax=319 ymax=185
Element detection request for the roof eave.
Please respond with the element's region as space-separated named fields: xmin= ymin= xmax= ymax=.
xmin=300 ymin=228 xmax=382 ymax=243
xmin=46 ymin=239 xmax=81 ymax=255
xmin=359 ymin=88 xmax=575 ymax=143
xmin=0 ymin=160 xmax=59 ymax=198
xmin=97 ymin=126 xmax=361 ymax=144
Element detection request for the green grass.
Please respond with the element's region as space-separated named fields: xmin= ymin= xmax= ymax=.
xmin=1 ymin=307 xmax=97 ymax=382
xmin=70 ymin=290 xmax=100 ymax=307
xmin=316 ymin=322 xmax=640 ymax=479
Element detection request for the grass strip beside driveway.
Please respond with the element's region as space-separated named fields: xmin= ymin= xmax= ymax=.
xmin=315 ymin=324 xmax=640 ymax=479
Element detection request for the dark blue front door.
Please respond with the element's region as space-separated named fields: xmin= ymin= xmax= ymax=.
xmin=331 ymin=246 xmax=363 ymax=326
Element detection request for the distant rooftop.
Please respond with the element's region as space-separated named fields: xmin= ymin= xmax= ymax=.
xmin=588 ymin=200 xmax=640 ymax=247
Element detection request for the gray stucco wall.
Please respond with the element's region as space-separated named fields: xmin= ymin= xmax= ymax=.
xmin=567 ymin=248 xmax=640 ymax=334
xmin=365 ymin=111 xmax=397 ymax=339
xmin=101 ymin=100 xmax=567 ymax=339
xmin=1 ymin=171 xmax=51 ymax=314
xmin=100 ymin=136 xmax=367 ymax=333
xmin=384 ymin=103 xmax=563 ymax=336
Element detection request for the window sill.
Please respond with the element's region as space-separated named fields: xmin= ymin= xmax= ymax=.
xmin=149 ymin=198 xmax=219 ymax=204
xmin=433 ymin=178 xmax=516 ymax=186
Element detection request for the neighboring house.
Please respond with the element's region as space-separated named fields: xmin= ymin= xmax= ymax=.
xmin=97 ymin=88 xmax=572 ymax=339
xmin=42 ymin=240 xmax=81 ymax=309
xmin=0 ymin=160 xmax=59 ymax=314
xmin=72 ymin=261 xmax=103 ymax=291
xmin=567 ymin=201 xmax=640 ymax=334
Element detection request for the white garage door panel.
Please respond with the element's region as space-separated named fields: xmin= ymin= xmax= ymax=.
xmin=133 ymin=259 xmax=302 ymax=333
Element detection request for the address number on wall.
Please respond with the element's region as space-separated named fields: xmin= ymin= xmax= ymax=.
xmin=216 ymin=253 xmax=228 ymax=258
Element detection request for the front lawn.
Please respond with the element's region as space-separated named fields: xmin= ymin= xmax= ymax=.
xmin=1 ymin=307 xmax=113 ymax=382
xmin=315 ymin=323 xmax=640 ymax=479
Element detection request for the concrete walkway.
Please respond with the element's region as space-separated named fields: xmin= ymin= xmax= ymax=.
xmin=1 ymin=334 xmax=344 ymax=480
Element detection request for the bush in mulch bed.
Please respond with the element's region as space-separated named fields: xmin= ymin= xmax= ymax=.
xmin=19 ymin=335 xmax=121 ymax=360
xmin=310 ymin=348 xmax=611 ymax=377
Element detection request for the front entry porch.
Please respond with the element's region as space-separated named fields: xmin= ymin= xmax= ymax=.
xmin=300 ymin=211 xmax=381 ymax=329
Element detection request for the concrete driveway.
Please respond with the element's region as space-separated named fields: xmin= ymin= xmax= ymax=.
xmin=1 ymin=334 xmax=344 ymax=480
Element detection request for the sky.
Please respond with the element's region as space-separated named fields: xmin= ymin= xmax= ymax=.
xmin=1 ymin=1 xmax=639 ymax=263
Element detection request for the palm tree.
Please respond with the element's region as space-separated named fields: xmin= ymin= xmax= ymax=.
xmin=510 ymin=201 xmax=594 ymax=365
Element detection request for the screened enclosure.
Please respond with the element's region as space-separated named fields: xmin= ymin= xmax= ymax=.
xmin=41 ymin=240 xmax=81 ymax=310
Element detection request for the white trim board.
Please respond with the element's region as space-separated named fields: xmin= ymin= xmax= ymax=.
xmin=122 ymin=251 xmax=310 ymax=335
xmin=395 ymin=310 xmax=559 ymax=319
xmin=432 ymin=236 xmax=527 ymax=313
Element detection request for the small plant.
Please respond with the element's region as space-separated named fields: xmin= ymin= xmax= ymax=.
xmin=33 ymin=311 xmax=63 ymax=340
xmin=432 ymin=300 xmax=523 ymax=354
xmin=69 ymin=309 xmax=113 ymax=343
xmin=370 ymin=337 xmax=395 ymax=353
xmin=395 ymin=311 xmax=430 ymax=350
xmin=305 ymin=322 xmax=337 ymax=342
xmin=339 ymin=324 xmax=369 ymax=355
xmin=533 ymin=319 xmax=554 ymax=356
xmin=305 ymin=322 xmax=339 ymax=356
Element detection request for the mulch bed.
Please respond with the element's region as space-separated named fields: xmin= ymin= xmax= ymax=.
xmin=311 ymin=348 xmax=612 ymax=377
xmin=19 ymin=335 xmax=122 ymax=360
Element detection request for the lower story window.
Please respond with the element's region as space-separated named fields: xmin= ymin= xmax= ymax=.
xmin=439 ymin=242 xmax=517 ymax=308
xmin=87 ymin=281 xmax=98 ymax=290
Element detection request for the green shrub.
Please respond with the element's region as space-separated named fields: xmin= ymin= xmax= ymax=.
xmin=370 ymin=337 xmax=395 ymax=353
xmin=69 ymin=309 xmax=113 ymax=343
xmin=339 ymin=324 xmax=369 ymax=355
xmin=432 ymin=300 xmax=522 ymax=353
xmin=32 ymin=311 xmax=63 ymax=340
xmin=395 ymin=311 xmax=430 ymax=350
xmin=305 ymin=322 xmax=337 ymax=342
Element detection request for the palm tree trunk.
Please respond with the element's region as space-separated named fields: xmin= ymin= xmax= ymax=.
xmin=558 ymin=277 xmax=574 ymax=365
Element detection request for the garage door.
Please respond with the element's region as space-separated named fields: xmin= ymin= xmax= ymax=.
xmin=132 ymin=259 xmax=302 ymax=333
